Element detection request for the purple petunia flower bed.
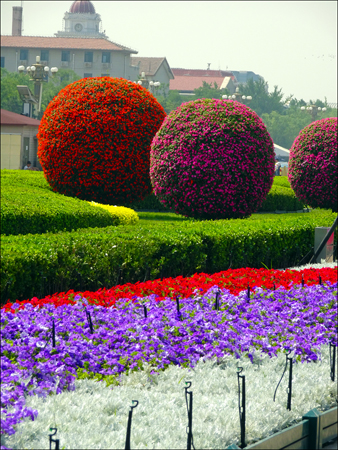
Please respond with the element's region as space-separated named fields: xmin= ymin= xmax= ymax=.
xmin=1 ymin=282 xmax=337 ymax=439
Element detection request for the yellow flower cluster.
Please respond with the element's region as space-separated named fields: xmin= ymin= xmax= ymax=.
xmin=87 ymin=201 xmax=139 ymax=226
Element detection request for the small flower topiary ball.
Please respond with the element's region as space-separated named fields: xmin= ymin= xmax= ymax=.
xmin=288 ymin=117 xmax=337 ymax=212
xmin=37 ymin=77 xmax=166 ymax=205
xmin=150 ymin=98 xmax=275 ymax=219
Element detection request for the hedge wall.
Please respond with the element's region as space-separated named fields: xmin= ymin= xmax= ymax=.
xmin=130 ymin=181 xmax=304 ymax=213
xmin=259 ymin=185 xmax=304 ymax=212
xmin=1 ymin=171 xmax=138 ymax=235
xmin=1 ymin=210 xmax=336 ymax=303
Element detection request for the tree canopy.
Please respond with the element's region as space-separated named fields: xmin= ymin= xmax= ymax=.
xmin=1 ymin=68 xmax=80 ymax=118
xmin=238 ymin=78 xmax=285 ymax=117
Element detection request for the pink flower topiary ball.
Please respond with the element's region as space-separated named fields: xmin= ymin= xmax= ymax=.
xmin=150 ymin=98 xmax=275 ymax=219
xmin=288 ymin=117 xmax=337 ymax=212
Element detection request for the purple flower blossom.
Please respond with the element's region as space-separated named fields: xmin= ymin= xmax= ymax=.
xmin=1 ymin=282 xmax=337 ymax=437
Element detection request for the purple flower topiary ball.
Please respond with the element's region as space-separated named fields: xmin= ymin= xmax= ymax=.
xmin=288 ymin=117 xmax=337 ymax=212
xmin=150 ymin=98 xmax=275 ymax=219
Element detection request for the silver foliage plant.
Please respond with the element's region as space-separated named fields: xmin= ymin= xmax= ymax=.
xmin=4 ymin=345 xmax=337 ymax=450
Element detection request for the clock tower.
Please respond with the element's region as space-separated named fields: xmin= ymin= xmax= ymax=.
xmin=55 ymin=0 xmax=107 ymax=39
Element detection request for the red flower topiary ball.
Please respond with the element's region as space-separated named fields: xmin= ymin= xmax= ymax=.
xmin=150 ymin=98 xmax=275 ymax=219
xmin=37 ymin=77 xmax=166 ymax=205
xmin=288 ymin=117 xmax=337 ymax=212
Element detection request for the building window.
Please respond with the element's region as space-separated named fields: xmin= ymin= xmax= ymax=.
xmin=0 ymin=56 xmax=4 ymax=68
xmin=84 ymin=52 xmax=93 ymax=63
xmin=20 ymin=49 xmax=28 ymax=60
xmin=83 ymin=73 xmax=92 ymax=78
xmin=61 ymin=51 xmax=70 ymax=62
xmin=41 ymin=50 xmax=49 ymax=61
xmin=102 ymin=52 xmax=110 ymax=63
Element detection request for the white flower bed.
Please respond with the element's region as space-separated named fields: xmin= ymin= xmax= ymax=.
xmin=4 ymin=345 xmax=337 ymax=450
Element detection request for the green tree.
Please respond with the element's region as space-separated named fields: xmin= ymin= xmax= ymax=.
xmin=1 ymin=68 xmax=34 ymax=114
xmin=193 ymin=81 xmax=229 ymax=100
xmin=1 ymin=68 xmax=80 ymax=118
xmin=262 ymin=106 xmax=337 ymax=148
xmin=157 ymin=89 xmax=193 ymax=114
xmin=238 ymin=78 xmax=284 ymax=117
xmin=37 ymin=68 xmax=80 ymax=119
xmin=157 ymin=81 xmax=230 ymax=114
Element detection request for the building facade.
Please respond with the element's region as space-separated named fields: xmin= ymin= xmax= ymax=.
xmin=230 ymin=70 xmax=264 ymax=85
xmin=1 ymin=109 xmax=41 ymax=170
xmin=1 ymin=35 xmax=139 ymax=81
xmin=130 ymin=57 xmax=174 ymax=94
xmin=169 ymin=68 xmax=237 ymax=95
xmin=55 ymin=0 xmax=107 ymax=39
xmin=1 ymin=0 xmax=139 ymax=81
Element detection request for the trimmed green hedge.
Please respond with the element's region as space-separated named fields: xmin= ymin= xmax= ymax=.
xmin=1 ymin=171 xmax=138 ymax=235
xmin=272 ymin=176 xmax=292 ymax=189
xmin=1 ymin=169 xmax=52 ymax=191
xmin=259 ymin=185 xmax=304 ymax=211
xmin=129 ymin=177 xmax=303 ymax=212
xmin=1 ymin=210 xmax=336 ymax=303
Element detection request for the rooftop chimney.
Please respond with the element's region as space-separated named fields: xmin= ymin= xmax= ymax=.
xmin=12 ymin=6 xmax=23 ymax=36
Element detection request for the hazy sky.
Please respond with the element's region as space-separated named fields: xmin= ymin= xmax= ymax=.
xmin=1 ymin=1 xmax=337 ymax=103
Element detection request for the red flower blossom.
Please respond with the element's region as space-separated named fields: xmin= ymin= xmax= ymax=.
xmin=2 ymin=267 xmax=336 ymax=313
xmin=37 ymin=77 xmax=166 ymax=205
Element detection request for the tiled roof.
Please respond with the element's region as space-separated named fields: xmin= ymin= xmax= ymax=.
xmin=170 ymin=75 xmax=227 ymax=92
xmin=1 ymin=109 xmax=40 ymax=126
xmin=130 ymin=57 xmax=174 ymax=79
xmin=0 ymin=35 xmax=137 ymax=53
xmin=172 ymin=68 xmax=235 ymax=78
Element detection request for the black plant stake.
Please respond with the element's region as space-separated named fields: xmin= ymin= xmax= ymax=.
xmin=125 ymin=400 xmax=138 ymax=450
xmin=52 ymin=320 xmax=56 ymax=348
xmin=319 ymin=274 xmax=322 ymax=285
xmin=273 ymin=349 xmax=293 ymax=410
xmin=143 ymin=305 xmax=147 ymax=319
xmin=301 ymin=275 xmax=304 ymax=288
xmin=287 ymin=354 xmax=293 ymax=410
xmin=214 ymin=290 xmax=221 ymax=310
xmin=237 ymin=367 xmax=246 ymax=449
xmin=49 ymin=428 xmax=60 ymax=450
xmin=247 ymin=284 xmax=250 ymax=302
xmin=85 ymin=309 xmax=94 ymax=334
xmin=184 ymin=381 xmax=195 ymax=450
xmin=176 ymin=296 xmax=181 ymax=319
xmin=273 ymin=282 xmax=276 ymax=291
xmin=330 ymin=342 xmax=336 ymax=382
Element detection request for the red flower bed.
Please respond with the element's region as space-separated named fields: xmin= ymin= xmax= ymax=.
xmin=37 ymin=77 xmax=166 ymax=205
xmin=2 ymin=267 xmax=336 ymax=312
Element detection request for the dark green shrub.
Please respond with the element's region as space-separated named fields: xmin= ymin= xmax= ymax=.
xmin=272 ymin=176 xmax=291 ymax=189
xmin=132 ymin=179 xmax=303 ymax=212
xmin=258 ymin=185 xmax=304 ymax=211
xmin=1 ymin=210 xmax=336 ymax=303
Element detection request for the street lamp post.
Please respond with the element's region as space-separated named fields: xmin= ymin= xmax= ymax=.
xmin=222 ymin=87 xmax=252 ymax=104
xmin=17 ymin=56 xmax=59 ymax=117
xmin=300 ymin=104 xmax=327 ymax=122
xmin=137 ymin=72 xmax=161 ymax=95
